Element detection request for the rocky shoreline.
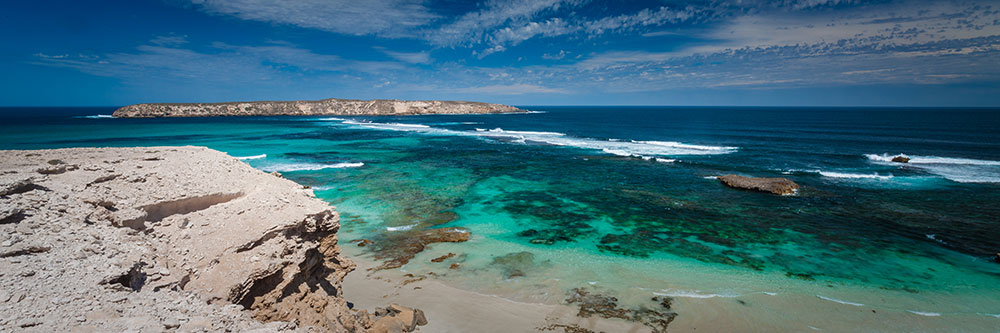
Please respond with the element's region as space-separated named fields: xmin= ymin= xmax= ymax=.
xmin=112 ymin=98 xmax=523 ymax=118
xmin=0 ymin=147 xmax=424 ymax=332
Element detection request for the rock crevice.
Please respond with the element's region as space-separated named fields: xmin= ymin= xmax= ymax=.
xmin=0 ymin=147 xmax=424 ymax=332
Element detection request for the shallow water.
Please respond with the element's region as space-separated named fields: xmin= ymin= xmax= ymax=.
xmin=2 ymin=106 xmax=999 ymax=330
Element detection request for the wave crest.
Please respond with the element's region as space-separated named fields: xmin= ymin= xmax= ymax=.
xmin=866 ymin=153 xmax=1000 ymax=183
xmin=818 ymin=171 xmax=893 ymax=180
xmin=235 ymin=154 xmax=267 ymax=160
xmin=339 ymin=120 xmax=737 ymax=158
xmin=261 ymin=162 xmax=364 ymax=172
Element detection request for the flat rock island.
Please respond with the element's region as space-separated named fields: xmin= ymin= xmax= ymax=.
xmin=0 ymin=147 xmax=425 ymax=332
xmin=112 ymin=98 xmax=523 ymax=118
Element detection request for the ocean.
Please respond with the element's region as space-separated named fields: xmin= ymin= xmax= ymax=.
xmin=2 ymin=106 xmax=999 ymax=330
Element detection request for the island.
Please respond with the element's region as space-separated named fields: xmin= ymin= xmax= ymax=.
xmin=112 ymin=98 xmax=523 ymax=118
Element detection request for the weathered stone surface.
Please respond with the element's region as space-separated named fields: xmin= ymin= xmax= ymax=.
xmin=565 ymin=288 xmax=678 ymax=333
xmin=431 ymin=252 xmax=456 ymax=263
xmin=113 ymin=98 xmax=523 ymax=118
xmin=0 ymin=147 xmax=422 ymax=332
xmin=891 ymin=155 xmax=910 ymax=163
xmin=374 ymin=227 xmax=471 ymax=270
xmin=718 ymin=174 xmax=800 ymax=195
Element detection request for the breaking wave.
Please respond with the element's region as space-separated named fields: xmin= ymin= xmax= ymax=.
xmin=74 ymin=114 xmax=114 ymax=119
xmin=339 ymin=120 xmax=737 ymax=158
xmin=261 ymin=162 xmax=364 ymax=172
xmin=866 ymin=153 xmax=1000 ymax=183
xmin=817 ymin=171 xmax=893 ymax=180
xmin=235 ymin=154 xmax=267 ymax=160
xmin=906 ymin=310 xmax=941 ymax=317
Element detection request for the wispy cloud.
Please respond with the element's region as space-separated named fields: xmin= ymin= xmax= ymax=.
xmin=419 ymin=83 xmax=568 ymax=95
xmin=375 ymin=47 xmax=433 ymax=64
xmin=149 ymin=35 xmax=189 ymax=46
xmin=583 ymin=6 xmax=698 ymax=35
xmin=188 ymin=0 xmax=439 ymax=37
xmin=425 ymin=0 xmax=579 ymax=46
xmin=31 ymin=41 xmax=408 ymax=84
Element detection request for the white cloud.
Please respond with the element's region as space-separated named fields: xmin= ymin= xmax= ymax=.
xmin=31 ymin=42 xmax=409 ymax=85
xmin=188 ymin=0 xmax=439 ymax=37
xmin=426 ymin=0 xmax=579 ymax=46
xmin=584 ymin=6 xmax=697 ymax=35
xmin=375 ymin=48 xmax=433 ymax=64
xmin=542 ymin=50 xmax=568 ymax=59
xmin=439 ymin=83 xmax=567 ymax=95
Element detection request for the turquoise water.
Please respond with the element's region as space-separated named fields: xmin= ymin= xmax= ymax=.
xmin=2 ymin=107 xmax=1000 ymax=330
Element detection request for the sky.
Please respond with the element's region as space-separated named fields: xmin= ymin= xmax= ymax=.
xmin=1 ymin=0 xmax=999 ymax=107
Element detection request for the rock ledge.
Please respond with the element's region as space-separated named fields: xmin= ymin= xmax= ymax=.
xmin=718 ymin=174 xmax=799 ymax=195
xmin=0 ymin=146 xmax=423 ymax=332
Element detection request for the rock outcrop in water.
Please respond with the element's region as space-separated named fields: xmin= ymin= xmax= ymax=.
xmin=718 ymin=174 xmax=799 ymax=195
xmin=112 ymin=98 xmax=523 ymax=118
xmin=0 ymin=147 xmax=424 ymax=332
xmin=891 ymin=155 xmax=910 ymax=163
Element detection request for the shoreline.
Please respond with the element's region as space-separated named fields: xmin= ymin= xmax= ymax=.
xmin=3 ymin=145 xmax=999 ymax=332
xmin=341 ymin=245 xmax=658 ymax=333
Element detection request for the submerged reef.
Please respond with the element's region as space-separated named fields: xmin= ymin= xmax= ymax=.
xmin=565 ymin=288 xmax=678 ymax=333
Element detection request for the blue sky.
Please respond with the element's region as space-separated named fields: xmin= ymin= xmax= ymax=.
xmin=1 ymin=0 xmax=999 ymax=106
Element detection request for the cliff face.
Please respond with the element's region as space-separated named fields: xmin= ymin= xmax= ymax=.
xmin=0 ymin=147 xmax=420 ymax=332
xmin=112 ymin=98 xmax=523 ymax=118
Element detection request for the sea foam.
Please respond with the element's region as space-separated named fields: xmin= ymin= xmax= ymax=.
xmin=818 ymin=171 xmax=893 ymax=180
xmin=340 ymin=120 xmax=737 ymax=158
xmin=235 ymin=154 xmax=267 ymax=160
xmin=261 ymin=162 xmax=364 ymax=172
xmin=654 ymin=289 xmax=740 ymax=299
xmin=816 ymin=295 xmax=864 ymax=306
xmin=906 ymin=310 xmax=941 ymax=317
xmin=75 ymin=114 xmax=114 ymax=119
xmin=866 ymin=153 xmax=1000 ymax=183
xmin=386 ymin=223 xmax=418 ymax=232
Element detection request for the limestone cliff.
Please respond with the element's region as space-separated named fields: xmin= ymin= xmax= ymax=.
xmin=0 ymin=147 xmax=423 ymax=332
xmin=112 ymin=98 xmax=523 ymax=118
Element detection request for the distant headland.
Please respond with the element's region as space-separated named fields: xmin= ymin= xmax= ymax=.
xmin=112 ymin=98 xmax=524 ymax=118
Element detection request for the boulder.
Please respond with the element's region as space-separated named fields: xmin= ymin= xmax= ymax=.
xmin=891 ymin=155 xmax=910 ymax=163
xmin=718 ymin=175 xmax=799 ymax=195
xmin=368 ymin=304 xmax=427 ymax=333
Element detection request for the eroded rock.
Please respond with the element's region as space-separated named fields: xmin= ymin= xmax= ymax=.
xmin=0 ymin=147 xmax=403 ymax=332
xmin=891 ymin=155 xmax=910 ymax=163
xmin=565 ymin=288 xmax=677 ymax=333
xmin=373 ymin=227 xmax=471 ymax=270
xmin=430 ymin=253 xmax=455 ymax=263
xmin=718 ymin=174 xmax=799 ymax=195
